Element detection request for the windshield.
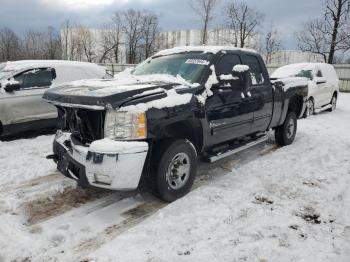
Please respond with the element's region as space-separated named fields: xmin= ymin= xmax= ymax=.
xmin=272 ymin=66 xmax=314 ymax=80
xmin=0 ymin=70 xmax=14 ymax=80
xmin=132 ymin=52 xmax=213 ymax=84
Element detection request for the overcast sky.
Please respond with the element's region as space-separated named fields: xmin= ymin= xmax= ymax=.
xmin=0 ymin=0 xmax=324 ymax=49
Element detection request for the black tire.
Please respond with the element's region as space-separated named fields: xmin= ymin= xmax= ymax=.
xmin=151 ymin=139 xmax=198 ymax=202
xmin=303 ymin=98 xmax=314 ymax=118
xmin=327 ymin=94 xmax=337 ymax=112
xmin=275 ymin=111 xmax=297 ymax=146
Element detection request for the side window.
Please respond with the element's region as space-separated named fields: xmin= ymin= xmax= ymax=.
xmin=14 ymin=68 xmax=55 ymax=89
xmin=215 ymin=54 xmax=242 ymax=76
xmin=215 ymin=54 xmax=244 ymax=89
xmin=244 ymin=55 xmax=265 ymax=85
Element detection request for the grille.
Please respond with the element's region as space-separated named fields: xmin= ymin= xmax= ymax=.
xmin=58 ymin=107 xmax=105 ymax=144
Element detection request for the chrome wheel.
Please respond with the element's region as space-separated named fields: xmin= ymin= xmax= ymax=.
xmin=286 ymin=117 xmax=295 ymax=140
xmin=306 ymin=99 xmax=314 ymax=116
xmin=331 ymin=96 xmax=337 ymax=111
xmin=166 ymin=152 xmax=191 ymax=190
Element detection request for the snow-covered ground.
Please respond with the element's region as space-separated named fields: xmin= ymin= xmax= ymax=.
xmin=1 ymin=94 xmax=350 ymax=262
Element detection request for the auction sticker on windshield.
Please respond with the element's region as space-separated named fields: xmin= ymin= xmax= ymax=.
xmin=185 ymin=59 xmax=210 ymax=65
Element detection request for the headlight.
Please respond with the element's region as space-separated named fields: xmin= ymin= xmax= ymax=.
xmin=104 ymin=110 xmax=147 ymax=140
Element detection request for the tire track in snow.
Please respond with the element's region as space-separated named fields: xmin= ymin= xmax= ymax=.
xmin=7 ymin=139 xmax=276 ymax=261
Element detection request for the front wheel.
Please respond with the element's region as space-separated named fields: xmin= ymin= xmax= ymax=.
xmin=275 ymin=111 xmax=297 ymax=146
xmin=152 ymin=139 xmax=198 ymax=202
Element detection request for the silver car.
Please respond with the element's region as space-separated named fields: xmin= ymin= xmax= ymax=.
xmin=0 ymin=60 xmax=109 ymax=136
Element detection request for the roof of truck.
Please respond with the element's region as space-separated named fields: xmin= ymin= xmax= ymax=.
xmin=154 ymin=46 xmax=258 ymax=57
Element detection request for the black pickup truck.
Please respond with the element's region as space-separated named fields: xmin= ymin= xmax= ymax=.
xmin=44 ymin=46 xmax=307 ymax=202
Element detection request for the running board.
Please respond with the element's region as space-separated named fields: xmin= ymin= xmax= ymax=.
xmin=315 ymin=104 xmax=332 ymax=114
xmin=204 ymin=135 xmax=269 ymax=163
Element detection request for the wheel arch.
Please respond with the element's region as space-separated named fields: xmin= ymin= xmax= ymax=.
xmin=154 ymin=119 xmax=204 ymax=154
xmin=288 ymin=94 xmax=304 ymax=119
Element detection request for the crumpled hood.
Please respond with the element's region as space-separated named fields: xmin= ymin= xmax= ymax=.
xmin=43 ymin=79 xmax=179 ymax=109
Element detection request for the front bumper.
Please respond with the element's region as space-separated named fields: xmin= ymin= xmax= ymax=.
xmin=53 ymin=131 xmax=149 ymax=190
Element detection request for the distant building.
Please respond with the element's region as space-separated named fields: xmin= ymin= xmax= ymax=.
xmin=60 ymin=27 xmax=127 ymax=64
xmin=156 ymin=29 xmax=258 ymax=50
xmin=266 ymin=50 xmax=325 ymax=66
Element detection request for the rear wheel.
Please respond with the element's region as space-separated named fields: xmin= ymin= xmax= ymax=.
xmin=275 ymin=111 xmax=297 ymax=146
xmin=151 ymin=139 xmax=198 ymax=202
xmin=327 ymin=94 xmax=337 ymax=112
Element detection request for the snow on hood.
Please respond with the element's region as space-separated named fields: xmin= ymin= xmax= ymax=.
xmin=51 ymin=70 xmax=198 ymax=98
xmin=122 ymin=89 xmax=193 ymax=113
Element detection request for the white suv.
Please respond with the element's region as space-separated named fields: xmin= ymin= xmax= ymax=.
xmin=272 ymin=63 xmax=339 ymax=117
xmin=0 ymin=60 xmax=109 ymax=136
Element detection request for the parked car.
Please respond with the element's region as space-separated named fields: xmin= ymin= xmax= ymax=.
xmin=0 ymin=60 xmax=110 ymax=136
xmin=44 ymin=46 xmax=308 ymax=202
xmin=271 ymin=63 xmax=339 ymax=117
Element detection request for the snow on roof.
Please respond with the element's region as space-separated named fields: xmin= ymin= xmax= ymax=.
xmin=271 ymin=63 xmax=336 ymax=79
xmin=154 ymin=46 xmax=257 ymax=57
xmin=1 ymin=60 xmax=103 ymax=72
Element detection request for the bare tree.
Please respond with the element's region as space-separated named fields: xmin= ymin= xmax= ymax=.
xmin=296 ymin=19 xmax=329 ymax=62
xmin=297 ymin=0 xmax=350 ymax=64
xmin=189 ymin=0 xmax=218 ymax=44
xmin=142 ymin=11 xmax=159 ymax=58
xmin=0 ymin=28 xmax=21 ymax=61
xmin=122 ymin=9 xmax=146 ymax=63
xmin=44 ymin=26 xmax=61 ymax=59
xmin=99 ymin=13 xmax=124 ymax=63
xmin=226 ymin=1 xmax=264 ymax=48
xmin=261 ymin=25 xmax=283 ymax=64
xmin=76 ymin=26 xmax=96 ymax=62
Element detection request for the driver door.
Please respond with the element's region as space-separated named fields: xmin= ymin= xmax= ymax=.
xmin=4 ymin=68 xmax=57 ymax=124
xmin=205 ymin=53 xmax=254 ymax=146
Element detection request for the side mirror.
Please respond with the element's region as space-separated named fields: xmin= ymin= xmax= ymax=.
xmin=4 ymin=83 xmax=21 ymax=92
xmin=233 ymin=64 xmax=250 ymax=73
xmin=232 ymin=64 xmax=251 ymax=91
xmin=315 ymin=77 xmax=326 ymax=84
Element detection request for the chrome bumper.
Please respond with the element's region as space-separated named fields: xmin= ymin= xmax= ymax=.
xmin=54 ymin=131 xmax=149 ymax=190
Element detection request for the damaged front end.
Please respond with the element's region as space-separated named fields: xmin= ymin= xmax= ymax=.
xmin=50 ymin=105 xmax=149 ymax=190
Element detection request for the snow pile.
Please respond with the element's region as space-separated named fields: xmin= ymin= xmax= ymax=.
xmin=89 ymin=93 xmax=350 ymax=261
xmin=89 ymin=139 xmax=148 ymax=154
xmin=0 ymin=135 xmax=56 ymax=186
xmin=233 ymin=64 xmax=250 ymax=72
xmin=122 ymin=89 xmax=193 ymax=112
xmin=219 ymin=74 xmax=238 ymax=81
xmin=1 ymin=60 xmax=103 ymax=73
